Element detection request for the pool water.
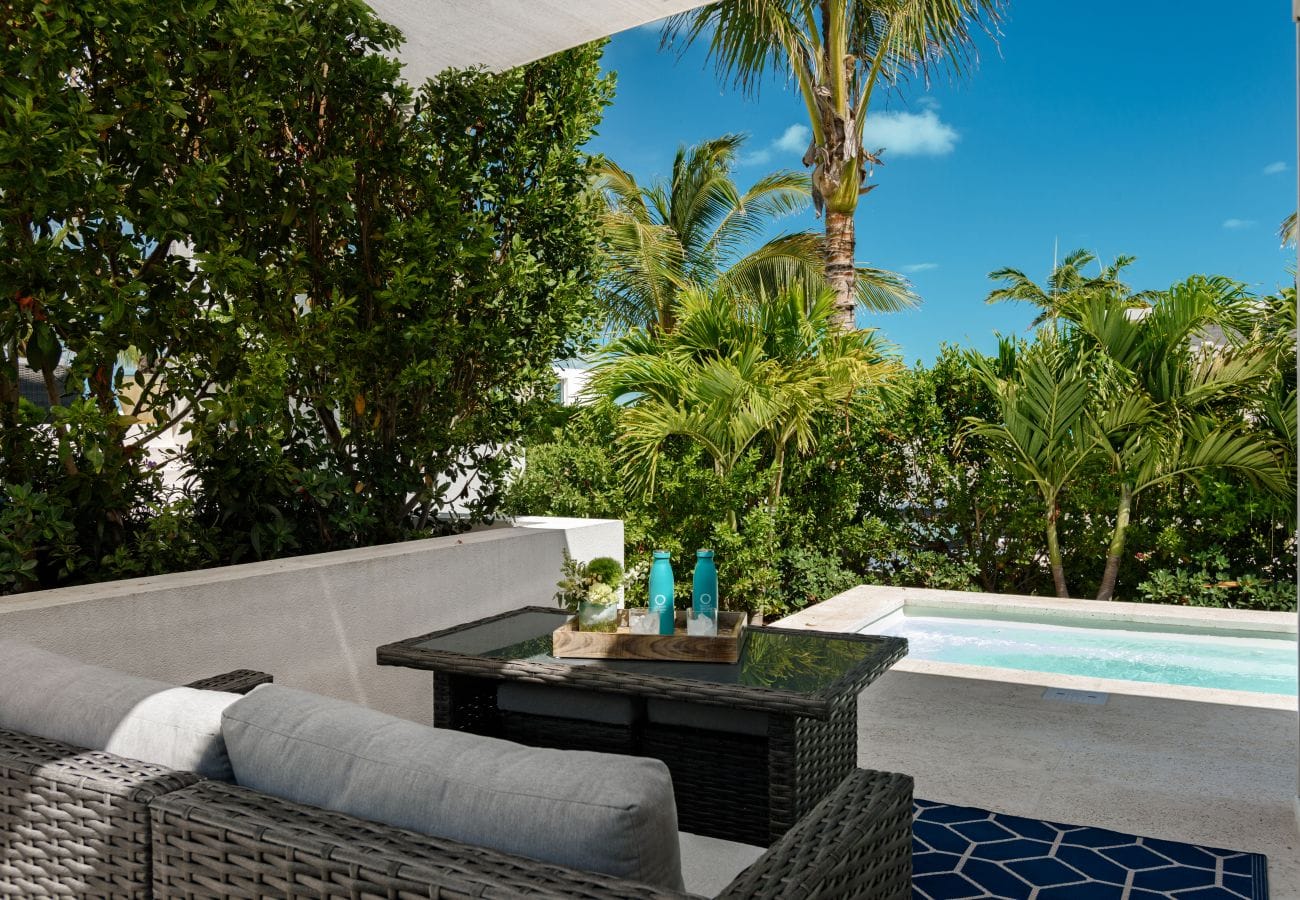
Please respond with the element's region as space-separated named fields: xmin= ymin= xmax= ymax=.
xmin=868 ymin=609 xmax=1298 ymax=696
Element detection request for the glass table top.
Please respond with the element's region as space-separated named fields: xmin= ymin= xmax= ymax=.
xmin=414 ymin=609 xmax=904 ymax=696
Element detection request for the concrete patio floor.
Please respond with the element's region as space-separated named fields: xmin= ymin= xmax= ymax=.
xmin=857 ymin=669 xmax=1300 ymax=896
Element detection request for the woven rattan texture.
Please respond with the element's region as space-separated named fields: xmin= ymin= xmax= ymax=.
xmin=640 ymin=724 xmax=770 ymax=846
xmin=433 ymin=671 xmax=503 ymax=737
xmin=500 ymin=711 xmax=641 ymax=757
xmin=180 ymin=671 xmax=272 ymax=695
xmin=715 ymin=768 xmax=913 ymax=900
xmin=437 ymin=672 xmax=864 ymax=849
xmin=150 ymin=780 xmax=690 ymax=900
xmin=150 ymin=771 xmax=911 ymax=900
xmin=380 ymin=607 xmax=907 ymax=720
xmin=784 ymin=697 xmax=859 ymax=836
xmin=1 ymin=728 xmax=197 ymax=899
xmin=437 ymin=673 xmax=646 ymax=757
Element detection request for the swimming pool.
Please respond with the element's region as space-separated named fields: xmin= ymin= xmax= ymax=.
xmin=867 ymin=606 xmax=1297 ymax=696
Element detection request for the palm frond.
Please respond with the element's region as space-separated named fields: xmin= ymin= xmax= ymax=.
xmin=874 ymin=0 xmax=1006 ymax=88
xmin=662 ymin=1 xmax=815 ymax=99
xmin=590 ymin=279 xmax=899 ymax=497
xmin=855 ymin=265 xmax=919 ymax=312
xmin=1280 ymin=211 xmax=1297 ymax=248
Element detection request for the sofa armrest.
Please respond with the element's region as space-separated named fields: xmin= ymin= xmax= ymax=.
xmin=715 ymin=768 xmax=913 ymax=900
xmin=150 ymin=780 xmax=694 ymax=899
xmin=182 ymin=669 xmax=272 ymax=694
xmin=0 ymin=727 xmax=198 ymax=899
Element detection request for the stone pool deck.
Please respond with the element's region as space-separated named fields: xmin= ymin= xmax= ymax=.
xmin=776 ymin=588 xmax=1298 ymax=894
xmin=855 ymin=669 xmax=1299 ymax=896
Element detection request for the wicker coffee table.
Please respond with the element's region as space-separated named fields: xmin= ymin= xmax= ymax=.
xmin=378 ymin=607 xmax=907 ymax=847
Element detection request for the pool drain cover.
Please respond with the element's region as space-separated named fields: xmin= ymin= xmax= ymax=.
xmin=1041 ymin=687 xmax=1108 ymax=705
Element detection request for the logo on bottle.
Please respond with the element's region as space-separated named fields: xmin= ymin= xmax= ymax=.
xmin=697 ymin=592 xmax=715 ymax=612
xmin=652 ymin=593 xmax=668 ymax=609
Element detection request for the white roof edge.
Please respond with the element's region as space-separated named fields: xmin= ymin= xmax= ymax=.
xmin=366 ymin=0 xmax=714 ymax=85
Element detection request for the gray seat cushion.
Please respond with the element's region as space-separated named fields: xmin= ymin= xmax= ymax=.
xmin=221 ymin=685 xmax=683 ymax=891
xmin=497 ymin=682 xmax=639 ymax=726
xmin=0 ymin=639 xmax=240 ymax=779
xmin=647 ymin=698 xmax=769 ymax=737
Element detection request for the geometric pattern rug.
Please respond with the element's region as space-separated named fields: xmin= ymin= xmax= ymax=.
xmin=913 ymin=799 xmax=1269 ymax=899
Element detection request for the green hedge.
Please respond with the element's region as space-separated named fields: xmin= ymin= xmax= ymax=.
xmin=506 ymin=346 xmax=1296 ymax=616
xmin=0 ymin=1 xmax=609 ymax=593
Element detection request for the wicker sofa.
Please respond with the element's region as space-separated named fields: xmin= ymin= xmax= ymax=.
xmin=0 ymin=658 xmax=913 ymax=899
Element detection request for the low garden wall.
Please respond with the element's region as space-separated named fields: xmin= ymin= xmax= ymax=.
xmin=0 ymin=516 xmax=621 ymax=723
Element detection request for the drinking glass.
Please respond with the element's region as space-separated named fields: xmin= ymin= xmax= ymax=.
xmin=629 ymin=610 xmax=660 ymax=634
xmin=686 ymin=610 xmax=717 ymax=636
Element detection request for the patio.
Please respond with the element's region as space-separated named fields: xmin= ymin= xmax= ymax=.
xmin=2 ymin=1 xmax=1297 ymax=896
xmin=2 ymin=527 xmax=1296 ymax=895
xmin=856 ymin=668 xmax=1299 ymax=896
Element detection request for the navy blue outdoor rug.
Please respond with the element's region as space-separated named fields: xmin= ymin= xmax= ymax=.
xmin=913 ymin=799 xmax=1268 ymax=900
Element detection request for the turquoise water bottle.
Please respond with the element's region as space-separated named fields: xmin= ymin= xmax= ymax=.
xmin=692 ymin=549 xmax=718 ymax=620
xmin=648 ymin=550 xmax=675 ymax=635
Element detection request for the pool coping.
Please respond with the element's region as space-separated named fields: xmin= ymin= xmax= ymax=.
xmin=774 ymin=585 xmax=1298 ymax=712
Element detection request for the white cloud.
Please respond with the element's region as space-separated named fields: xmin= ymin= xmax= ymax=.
xmin=902 ymin=262 xmax=939 ymax=273
xmin=1222 ymin=218 xmax=1255 ymax=230
xmin=772 ymin=124 xmax=810 ymax=154
xmin=740 ymin=124 xmax=810 ymax=166
xmin=917 ymin=95 xmax=941 ymax=110
xmin=862 ymin=110 xmax=958 ymax=157
xmin=1263 ymin=161 xmax=1288 ymax=176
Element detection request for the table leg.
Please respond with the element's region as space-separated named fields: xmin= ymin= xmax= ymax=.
xmin=769 ymin=696 xmax=858 ymax=842
xmin=433 ymin=672 xmax=503 ymax=737
xmin=640 ymin=724 xmax=772 ymax=846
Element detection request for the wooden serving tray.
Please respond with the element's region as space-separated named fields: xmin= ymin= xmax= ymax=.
xmin=552 ymin=609 xmax=746 ymax=663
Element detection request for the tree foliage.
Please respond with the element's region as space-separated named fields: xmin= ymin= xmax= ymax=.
xmin=187 ymin=40 xmax=611 ymax=559
xmin=512 ymin=330 xmax=1294 ymax=615
xmin=0 ymin=0 xmax=610 ymax=590
xmin=596 ymin=134 xmax=914 ymax=334
xmin=968 ymin=254 xmax=1291 ymax=600
xmin=590 ymin=283 xmax=898 ymax=514
xmin=664 ymin=0 xmax=1003 ymax=325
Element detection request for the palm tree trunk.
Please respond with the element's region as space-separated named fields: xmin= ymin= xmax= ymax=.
xmin=1045 ymin=505 xmax=1069 ymax=598
xmin=825 ymin=209 xmax=856 ymax=330
xmin=715 ymin=457 xmax=738 ymax=532
xmin=768 ymin=439 xmax=787 ymax=507
xmin=1095 ymin=482 xmax=1132 ymax=602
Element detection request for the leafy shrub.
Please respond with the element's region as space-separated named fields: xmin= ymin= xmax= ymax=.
xmin=508 ymin=344 xmax=1293 ymax=615
xmin=1 ymin=2 xmax=610 ymax=593
xmin=0 ymin=484 xmax=83 ymax=592
xmin=1136 ymin=550 xmax=1296 ymax=612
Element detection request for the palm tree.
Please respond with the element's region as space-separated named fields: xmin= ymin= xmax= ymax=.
xmin=589 ymin=282 xmax=897 ymax=525
xmin=1069 ymin=277 xmax=1287 ymax=600
xmin=597 ymin=134 xmax=915 ymax=333
xmin=965 ymin=335 xmax=1098 ymax=598
xmin=665 ymin=1 xmax=1003 ymax=329
xmin=986 ymin=249 xmax=1155 ymax=330
xmin=1252 ymin=287 xmax=1296 ymax=466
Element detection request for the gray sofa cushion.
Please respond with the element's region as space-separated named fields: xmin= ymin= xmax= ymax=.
xmin=497 ymin=682 xmax=639 ymax=725
xmin=221 ymin=685 xmax=683 ymax=890
xmin=647 ymin=698 xmax=769 ymax=737
xmin=0 ymin=638 xmax=240 ymax=780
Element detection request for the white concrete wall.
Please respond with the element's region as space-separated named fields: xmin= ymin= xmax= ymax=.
xmin=0 ymin=516 xmax=621 ymax=724
xmin=554 ymin=365 xmax=593 ymax=406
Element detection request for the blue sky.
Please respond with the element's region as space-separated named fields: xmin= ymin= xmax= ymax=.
xmin=587 ymin=1 xmax=1297 ymax=365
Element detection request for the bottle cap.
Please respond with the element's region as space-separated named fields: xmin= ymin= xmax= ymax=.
xmin=696 ymin=549 xmax=714 ymax=558
xmin=653 ymin=550 xmax=671 ymax=559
